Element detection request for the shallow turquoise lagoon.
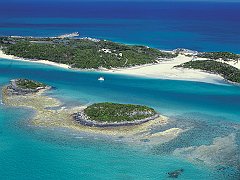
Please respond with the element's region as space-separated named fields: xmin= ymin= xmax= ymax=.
xmin=0 ymin=58 xmax=240 ymax=179
xmin=1 ymin=1 xmax=240 ymax=179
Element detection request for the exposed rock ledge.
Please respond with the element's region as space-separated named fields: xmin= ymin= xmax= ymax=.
xmin=73 ymin=111 xmax=160 ymax=127
xmin=2 ymin=79 xmax=185 ymax=143
xmin=5 ymin=79 xmax=50 ymax=96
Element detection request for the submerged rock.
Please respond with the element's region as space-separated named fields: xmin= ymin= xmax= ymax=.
xmin=140 ymin=139 xmax=150 ymax=142
xmin=167 ymin=169 xmax=184 ymax=178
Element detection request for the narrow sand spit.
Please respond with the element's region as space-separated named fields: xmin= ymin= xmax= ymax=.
xmin=105 ymin=54 xmax=225 ymax=84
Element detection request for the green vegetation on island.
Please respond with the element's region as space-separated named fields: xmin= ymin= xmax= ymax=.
xmin=197 ymin=52 xmax=240 ymax=61
xmin=175 ymin=60 xmax=240 ymax=83
xmin=15 ymin=79 xmax=46 ymax=90
xmin=83 ymin=102 xmax=157 ymax=123
xmin=2 ymin=79 xmax=172 ymax=140
xmin=0 ymin=36 xmax=177 ymax=69
xmin=5 ymin=79 xmax=48 ymax=96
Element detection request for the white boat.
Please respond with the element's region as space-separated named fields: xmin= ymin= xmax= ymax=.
xmin=98 ymin=77 xmax=105 ymax=81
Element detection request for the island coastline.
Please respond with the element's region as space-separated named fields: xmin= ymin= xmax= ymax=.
xmin=1 ymin=35 xmax=239 ymax=85
xmin=0 ymin=50 xmax=71 ymax=69
xmin=1 ymin=79 xmax=185 ymax=143
xmin=0 ymin=50 xmax=226 ymax=85
xmin=73 ymin=106 xmax=160 ymax=127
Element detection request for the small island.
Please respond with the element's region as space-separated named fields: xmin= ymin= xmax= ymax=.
xmin=5 ymin=79 xmax=48 ymax=96
xmin=2 ymin=78 xmax=184 ymax=143
xmin=73 ymin=102 xmax=159 ymax=127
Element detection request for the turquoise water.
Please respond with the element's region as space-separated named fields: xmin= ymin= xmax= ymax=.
xmin=0 ymin=58 xmax=240 ymax=179
xmin=0 ymin=107 xmax=213 ymax=180
xmin=0 ymin=1 xmax=240 ymax=178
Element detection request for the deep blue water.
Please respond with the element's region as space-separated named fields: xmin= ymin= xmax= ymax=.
xmin=0 ymin=1 xmax=240 ymax=179
xmin=0 ymin=1 xmax=240 ymax=53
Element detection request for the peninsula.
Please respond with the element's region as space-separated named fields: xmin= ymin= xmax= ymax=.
xmin=0 ymin=36 xmax=176 ymax=69
xmin=175 ymin=60 xmax=240 ymax=83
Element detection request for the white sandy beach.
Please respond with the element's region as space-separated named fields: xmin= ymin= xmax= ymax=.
xmin=0 ymin=50 xmax=71 ymax=69
xmin=105 ymin=54 xmax=225 ymax=84
xmin=0 ymin=50 xmax=238 ymax=84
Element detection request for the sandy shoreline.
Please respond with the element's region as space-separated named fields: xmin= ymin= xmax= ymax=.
xmin=0 ymin=50 xmax=71 ymax=69
xmin=105 ymin=54 xmax=226 ymax=84
xmin=0 ymin=50 xmax=232 ymax=85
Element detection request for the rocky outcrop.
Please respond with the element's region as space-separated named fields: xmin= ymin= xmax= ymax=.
xmin=5 ymin=79 xmax=48 ymax=96
xmin=73 ymin=111 xmax=159 ymax=127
